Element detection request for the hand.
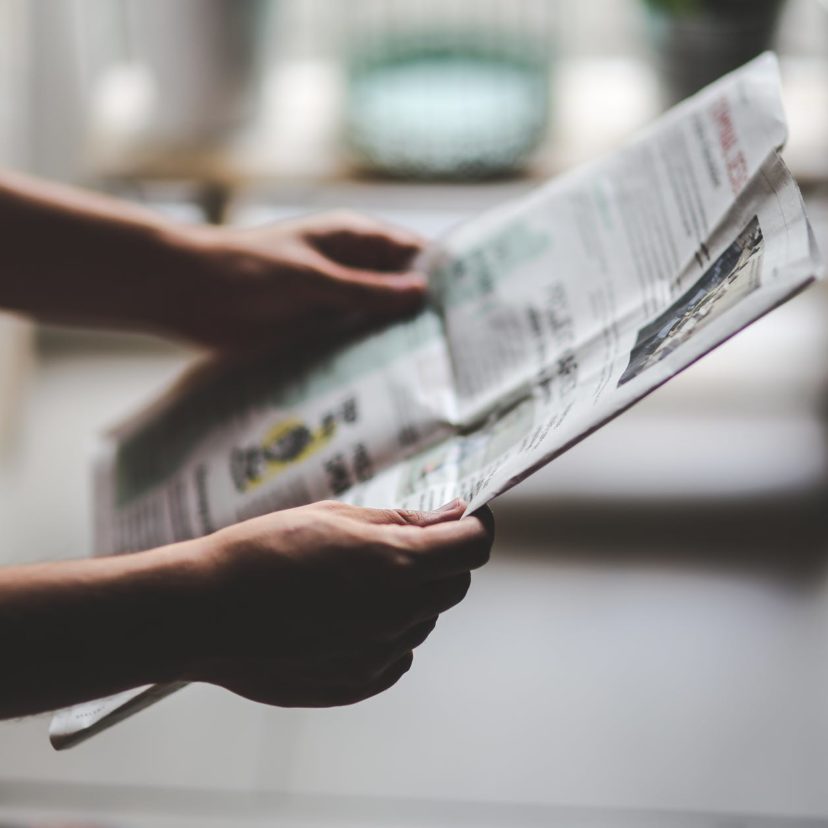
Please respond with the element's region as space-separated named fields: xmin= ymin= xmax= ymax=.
xmin=169 ymin=211 xmax=427 ymax=350
xmin=0 ymin=175 xmax=426 ymax=348
xmin=187 ymin=499 xmax=493 ymax=707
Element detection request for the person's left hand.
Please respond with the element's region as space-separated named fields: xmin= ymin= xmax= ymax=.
xmin=163 ymin=211 xmax=428 ymax=351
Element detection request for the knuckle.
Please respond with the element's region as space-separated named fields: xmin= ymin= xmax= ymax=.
xmin=379 ymin=529 xmax=423 ymax=563
xmin=334 ymin=687 xmax=369 ymax=706
xmin=476 ymin=538 xmax=493 ymax=563
xmin=394 ymin=551 xmax=417 ymax=573
xmin=316 ymin=499 xmax=343 ymax=512
xmin=372 ymin=537 xmax=416 ymax=574
xmin=397 ymin=525 xmax=429 ymax=551
xmin=382 ymin=610 xmax=416 ymax=641
xmin=376 ymin=508 xmax=409 ymax=526
xmin=463 ymin=533 xmax=492 ymax=565
xmin=474 ymin=506 xmax=496 ymax=538
xmin=409 ymin=618 xmax=437 ymax=648
xmin=443 ymin=574 xmax=471 ymax=606
xmin=326 ymin=208 xmax=361 ymax=228
xmin=345 ymin=659 xmax=384 ymax=687
xmin=392 ymin=508 xmax=424 ymax=526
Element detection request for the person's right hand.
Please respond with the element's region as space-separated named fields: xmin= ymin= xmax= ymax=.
xmin=185 ymin=499 xmax=493 ymax=707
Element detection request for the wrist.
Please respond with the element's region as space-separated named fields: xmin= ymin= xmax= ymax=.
xmin=115 ymin=536 xmax=220 ymax=686
xmin=141 ymin=222 xmax=253 ymax=345
xmin=154 ymin=532 xmax=238 ymax=685
xmin=128 ymin=221 xmax=216 ymax=335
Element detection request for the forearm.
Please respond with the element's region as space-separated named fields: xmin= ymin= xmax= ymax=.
xmin=0 ymin=540 xmax=210 ymax=719
xmin=0 ymin=170 xmax=199 ymax=332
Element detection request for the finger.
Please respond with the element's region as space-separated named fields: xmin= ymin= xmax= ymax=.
xmin=370 ymin=617 xmax=437 ymax=658
xmin=317 ymin=230 xmax=424 ymax=270
xmin=318 ymin=617 xmax=438 ymax=683
xmin=472 ymin=505 xmax=496 ymax=544
xmin=257 ymin=617 xmax=435 ymax=692
xmin=336 ymin=499 xmax=467 ymax=529
xmin=210 ymin=653 xmax=415 ymax=709
xmin=426 ymin=570 xmax=473 ymax=601
xmin=394 ymin=513 xmax=494 ymax=581
xmin=305 ymin=213 xmax=425 ymax=269
xmin=303 ymin=208 xmax=425 ymax=245
xmin=341 ymin=214 xmax=425 ymax=253
xmin=396 ymin=616 xmax=438 ymax=650
xmin=407 ymin=573 xmax=471 ymax=623
xmin=367 ymin=574 xmax=472 ymax=641
xmin=333 ymin=651 xmax=414 ymax=706
xmin=394 ymin=500 xmax=469 ymax=527
xmin=304 ymin=247 xmax=428 ymax=296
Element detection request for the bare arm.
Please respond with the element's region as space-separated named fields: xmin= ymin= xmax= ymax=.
xmin=0 ymin=539 xmax=206 ymax=719
xmin=0 ymin=170 xmax=427 ymax=349
xmin=0 ymin=173 xmax=468 ymax=720
xmin=0 ymin=500 xmax=493 ymax=720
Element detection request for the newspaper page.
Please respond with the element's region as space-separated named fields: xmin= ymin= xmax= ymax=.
xmin=50 ymin=53 xmax=822 ymax=748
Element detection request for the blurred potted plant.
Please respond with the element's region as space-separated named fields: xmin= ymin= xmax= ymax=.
xmin=643 ymin=0 xmax=787 ymax=104
xmin=343 ymin=0 xmax=555 ymax=180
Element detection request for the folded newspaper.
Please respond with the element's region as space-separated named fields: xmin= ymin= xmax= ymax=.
xmin=51 ymin=54 xmax=822 ymax=748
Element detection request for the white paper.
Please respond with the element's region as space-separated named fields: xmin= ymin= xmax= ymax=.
xmin=50 ymin=54 xmax=823 ymax=749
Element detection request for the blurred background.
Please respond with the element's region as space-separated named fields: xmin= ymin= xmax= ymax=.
xmin=1 ymin=1 xmax=828 ymax=826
